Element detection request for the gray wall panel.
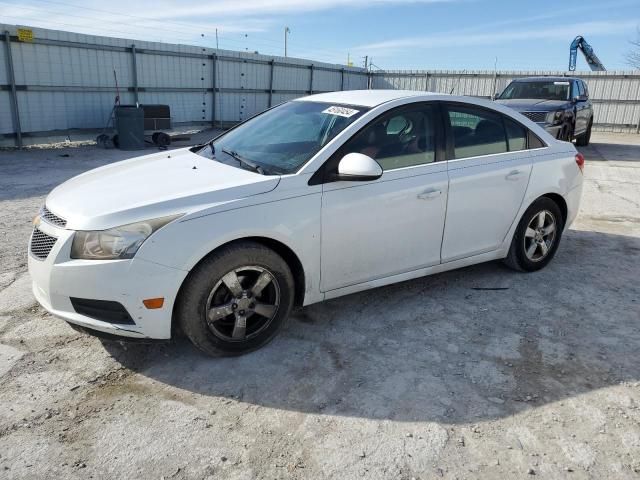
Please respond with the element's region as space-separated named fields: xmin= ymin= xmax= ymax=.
xmin=373 ymin=69 xmax=640 ymax=132
xmin=1 ymin=23 xmax=638 ymax=143
xmin=0 ymin=91 xmax=13 ymax=133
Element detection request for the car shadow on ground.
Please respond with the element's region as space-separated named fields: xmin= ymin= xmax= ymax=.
xmin=579 ymin=142 xmax=640 ymax=163
xmin=101 ymin=229 xmax=640 ymax=424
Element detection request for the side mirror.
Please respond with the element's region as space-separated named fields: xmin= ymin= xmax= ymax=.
xmin=494 ymin=92 xmax=501 ymax=100
xmin=573 ymin=94 xmax=587 ymax=103
xmin=334 ymin=153 xmax=383 ymax=182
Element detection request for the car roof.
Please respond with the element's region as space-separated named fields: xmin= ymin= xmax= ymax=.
xmin=296 ymin=89 xmax=440 ymax=107
xmin=511 ymin=76 xmax=579 ymax=83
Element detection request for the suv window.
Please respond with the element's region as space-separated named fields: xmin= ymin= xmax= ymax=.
xmin=582 ymin=81 xmax=589 ymax=98
xmin=341 ymin=104 xmax=437 ymax=170
xmin=446 ymin=105 xmax=507 ymax=159
xmin=576 ymin=80 xmax=585 ymax=98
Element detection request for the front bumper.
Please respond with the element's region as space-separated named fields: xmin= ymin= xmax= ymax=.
xmin=28 ymin=220 xmax=187 ymax=339
xmin=543 ymin=124 xmax=562 ymax=138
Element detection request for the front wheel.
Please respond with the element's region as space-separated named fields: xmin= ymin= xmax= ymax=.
xmin=558 ymin=123 xmax=573 ymax=142
xmin=576 ymin=119 xmax=593 ymax=146
xmin=176 ymin=242 xmax=295 ymax=356
xmin=504 ymin=197 xmax=564 ymax=272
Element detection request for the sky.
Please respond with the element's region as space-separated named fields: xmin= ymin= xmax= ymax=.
xmin=2 ymin=0 xmax=639 ymax=70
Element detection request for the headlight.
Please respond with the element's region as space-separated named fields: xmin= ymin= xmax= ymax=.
xmin=546 ymin=110 xmax=565 ymax=125
xmin=70 ymin=214 xmax=181 ymax=260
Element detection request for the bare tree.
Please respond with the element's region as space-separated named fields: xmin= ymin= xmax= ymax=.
xmin=627 ymin=28 xmax=640 ymax=69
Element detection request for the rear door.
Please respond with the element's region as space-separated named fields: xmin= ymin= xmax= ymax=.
xmin=441 ymin=103 xmax=534 ymax=262
xmin=319 ymin=102 xmax=448 ymax=291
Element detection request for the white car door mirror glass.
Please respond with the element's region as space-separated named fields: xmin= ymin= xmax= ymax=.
xmin=335 ymin=153 xmax=383 ymax=181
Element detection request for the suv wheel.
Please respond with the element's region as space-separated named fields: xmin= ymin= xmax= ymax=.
xmin=576 ymin=119 xmax=593 ymax=146
xmin=177 ymin=241 xmax=295 ymax=356
xmin=559 ymin=123 xmax=573 ymax=142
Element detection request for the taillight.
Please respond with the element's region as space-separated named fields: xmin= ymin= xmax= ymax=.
xmin=575 ymin=152 xmax=585 ymax=173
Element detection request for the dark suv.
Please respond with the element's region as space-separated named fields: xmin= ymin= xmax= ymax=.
xmin=496 ymin=77 xmax=593 ymax=146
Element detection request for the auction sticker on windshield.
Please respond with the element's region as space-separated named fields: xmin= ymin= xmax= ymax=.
xmin=322 ymin=106 xmax=360 ymax=118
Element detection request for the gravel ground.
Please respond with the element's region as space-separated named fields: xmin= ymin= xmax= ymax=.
xmin=1 ymin=132 xmax=639 ymax=479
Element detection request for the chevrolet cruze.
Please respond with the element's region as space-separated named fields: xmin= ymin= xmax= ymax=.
xmin=29 ymin=90 xmax=584 ymax=356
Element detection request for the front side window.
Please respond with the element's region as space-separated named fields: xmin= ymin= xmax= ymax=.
xmin=340 ymin=104 xmax=437 ymax=171
xmin=446 ymin=105 xmax=507 ymax=159
xmin=500 ymin=81 xmax=571 ymax=101
xmin=196 ymin=101 xmax=368 ymax=174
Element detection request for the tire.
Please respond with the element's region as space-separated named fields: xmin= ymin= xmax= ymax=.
xmin=96 ymin=134 xmax=109 ymax=148
xmin=156 ymin=132 xmax=171 ymax=147
xmin=557 ymin=121 xmax=572 ymax=142
xmin=576 ymin=119 xmax=592 ymax=147
xmin=564 ymin=123 xmax=574 ymax=142
xmin=176 ymin=241 xmax=295 ymax=356
xmin=504 ymin=197 xmax=564 ymax=272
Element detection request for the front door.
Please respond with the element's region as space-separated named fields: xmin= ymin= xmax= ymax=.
xmin=320 ymin=103 xmax=448 ymax=292
xmin=574 ymin=80 xmax=590 ymax=135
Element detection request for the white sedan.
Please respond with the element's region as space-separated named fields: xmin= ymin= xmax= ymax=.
xmin=29 ymin=90 xmax=584 ymax=356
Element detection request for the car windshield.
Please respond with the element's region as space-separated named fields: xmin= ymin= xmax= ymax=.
xmin=196 ymin=101 xmax=368 ymax=175
xmin=499 ymin=81 xmax=570 ymax=101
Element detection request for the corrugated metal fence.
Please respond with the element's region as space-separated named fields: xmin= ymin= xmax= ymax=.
xmin=373 ymin=70 xmax=640 ymax=133
xmin=0 ymin=24 xmax=368 ymax=146
xmin=2 ymin=24 xmax=640 ymax=147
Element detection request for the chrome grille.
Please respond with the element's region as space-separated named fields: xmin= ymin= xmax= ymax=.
xmin=30 ymin=228 xmax=57 ymax=260
xmin=521 ymin=111 xmax=547 ymax=123
xmin=41 ymin=206 xmax=67 ymax=228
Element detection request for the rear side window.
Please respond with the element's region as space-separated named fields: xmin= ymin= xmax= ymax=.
xmin=446 ymin=105 xmax=507 ymax=159
xmin=504 ymin=118 xmax=527 ymax=151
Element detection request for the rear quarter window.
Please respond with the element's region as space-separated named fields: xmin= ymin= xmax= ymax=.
xmin=504 ymin=118 xmax=527 ymax=151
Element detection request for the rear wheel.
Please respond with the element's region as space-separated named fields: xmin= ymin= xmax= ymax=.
xmin=176 ymin=242 xmax=295 ymax=356
xmin=504 ymin=197 xmax=564 ymax=272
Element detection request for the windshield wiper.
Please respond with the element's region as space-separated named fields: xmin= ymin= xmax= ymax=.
xmin=222 ymin=148 xmax=265 ymax=175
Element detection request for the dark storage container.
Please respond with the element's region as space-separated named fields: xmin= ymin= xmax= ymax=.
xmin=142 ymin=104 xmax=171 ymax=130
xmin=115 ymin=105 xmax=145 ymax=150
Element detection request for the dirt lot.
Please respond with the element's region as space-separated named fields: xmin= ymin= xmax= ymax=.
xmin=1 ymin=132 xmax=639 ymax=479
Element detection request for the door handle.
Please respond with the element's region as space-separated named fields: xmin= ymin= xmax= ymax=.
xmin=505 ymin=170 xmax=524 ymax=181
xmin=417 ymin=188 xmax=441 ymax=200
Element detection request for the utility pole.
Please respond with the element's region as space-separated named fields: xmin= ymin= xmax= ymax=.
xmin=284 ymin=27 xmax=290 ymax=57
xmin=215 ymin=28 xmax=219 ymax=49
xmin=363 ymin=55 xmax=368 ymax=70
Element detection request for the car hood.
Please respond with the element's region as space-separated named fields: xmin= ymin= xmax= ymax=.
xmin=496 ymin=99 xmax=571 ymax=112
xmin=46 ymin=148 xmax=279 ymax=230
